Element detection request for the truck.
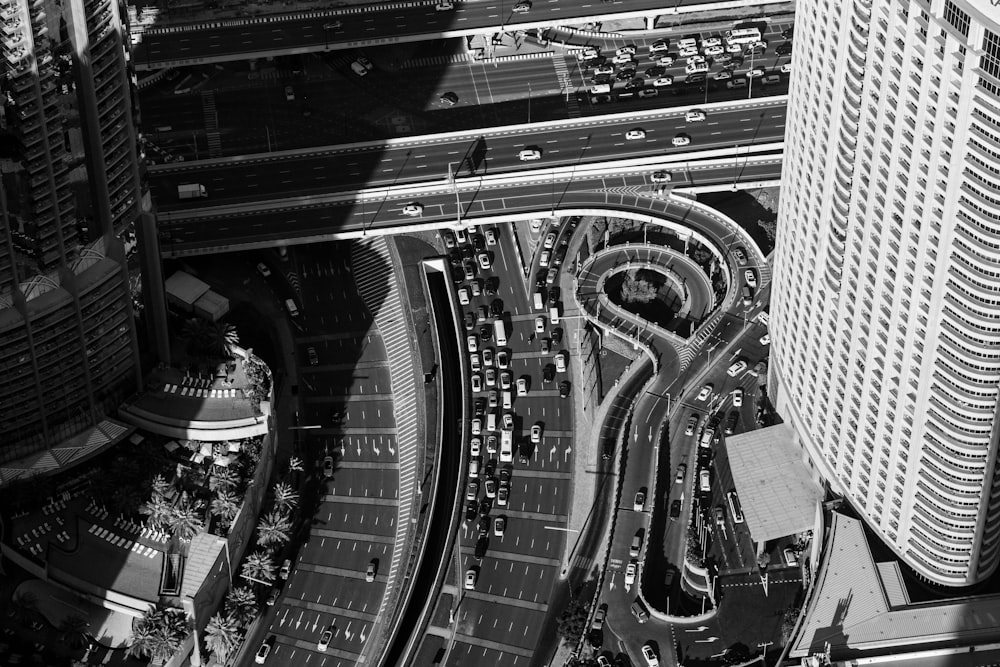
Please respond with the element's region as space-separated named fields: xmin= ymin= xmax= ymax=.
xmin=178 ymin=183 xmax=207 ymax=199
xmin=494 ymin=319 xmax=508 ymax=346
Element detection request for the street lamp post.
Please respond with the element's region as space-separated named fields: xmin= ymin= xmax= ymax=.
xmin=527 ymin=82 xmax=532 ymax=124
xmin=447 ymin=161 xmax=462 ymax=226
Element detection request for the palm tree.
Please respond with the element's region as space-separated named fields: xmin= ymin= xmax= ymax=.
xmin=241 ymin=550 xmax=275 ymax=584
xmin=204 ymin=612 xmax=241 ymax=662
xmin=210 ymin=490 xmax=241 ymax=528
xmin=8 ymin=590 xmax=39 ymax=624
xmin=287 ymin=456 xmax=304 ymax=474
xmin=58 ymin=615 xmax=91 ymax=650
xmin=224 ymin=586 xmax=258 ymax=627
xmin=169 ymin=498 xmax=205 ymax=541
xmin=182 ymin=318 xmax=240 ymax=360
xmin=150 ymin=474 xmax=171 ymax=498
xmin=209 ymin=467 xmax=239 ymax=493
xmin=141 ymin=494 xmax=174 ymax=532
xmin=256 ymin=510 xmax=292 ymax=548
xmin=272 ymin=482 xmax=298 ymax=515
xmin=127 ymin=607 xmax=188 ymax=663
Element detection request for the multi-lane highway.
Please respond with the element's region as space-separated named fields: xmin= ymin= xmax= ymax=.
xmin=133 ymin=0 xmax=783 ymax=68
xmin=149 ymin=99 xmax=787 ymax=209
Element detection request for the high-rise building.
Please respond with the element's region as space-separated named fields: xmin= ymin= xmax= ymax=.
xmin=771 ymin=0 xmax=1000 ymax=587
xmin=0 ymin=0 xmax=144 ymax=465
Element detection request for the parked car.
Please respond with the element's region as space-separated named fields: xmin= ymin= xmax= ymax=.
xmin=696 ymin=384 xmax=713 ymax=401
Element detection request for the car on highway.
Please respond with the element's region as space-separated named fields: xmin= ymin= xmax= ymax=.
xmin=612 ymin=53 xmax=634 ymax=65
xmin=644 ymin=64 xmax=666 ymax=78
xmin=728 ymin=359 xmax=748 ymax=376
xmin=499 ymin=371 xmax=512 ymax=390
xmin=477 ymin=251 xmax=492 ymax=270
xmin=653 ymin=76 xmax=674 ymax=87
xmin=490 ymin=298 xmax=503 ymax=318
xmin=543 ymin=231 xmax=557 ymax=249
xmin=465 ymin=568 xmax=477 ymax=589
xmin=704 ymin=44 xmax=724 ymax=56
xmin=516 ymin=377 xmax=528 ymax=396
xmin=266 ymin=587 xmax=280 ymax=606
xmin=638 ymin=88 xmax=659 ymax=98
xmin=776 ymin=41 xmax=793 ymax=55
xmin=366 ymin=559 xmax=377 ymax=582
xmin=485 ymin=277 xmax=499 ymax=295
xmin=350 ymin=60 xmax=370 ymax=76
xmin=555 ymin=351 xmax=567 ymax=372
xmin=733 ymin=245 xmax=747 ymax=264
xmin=696 ymin=384 xmax=713 ymax=401
xmin=624 ymin=560 xmax=637 ymax=587
xmin=279 ymin=559 xmax=291 ymax=579
xmin=746 ymin=68 xmax=766 ymax=78
xmin=670 ymin=499 xmax=682 ymax=519
xmin=512 ymin=0 xmax=531 ymax=12
xmin=323 ymin=456 xmax=334 ymax=478
xmin=470 ymin=417 xmax=482 ymax=435
xmin=651 ymin=170 xmax=672 ymax=183
xmin=531 ymin=423 xmax=543 ymax=443
xmin=591 ymin=93 xmax=612 ymax=104
xmin=518 ymin=148 xmax=542 ymax=161
xmin=255 ymin=262 xmax=271 ymax=277
xmin=465 ymin=499 xmax=478 ymax=521
xmin=540 ymin=337 xmax=551 ymax=354
xmin=701 ymin=36 xmax=722 ymax=48
xmin=494 ymin=515 xmax=506 ymax=537
xmin=781 ymin=62 xmax=793 ymax=73
xmin=470 ymin=437 xmax=482 ymax=457
xmin=685 ymin=109 xmax=707 ymax=122
xmin=733 ymin=387 xmax=744 ymax=407
xmin=559 ymin=380 xmax=571 ymax=399
xmin=470 ymin=353 xmax=481 ymax=372
xmin=616 ymin=68 xmax=637 ymax=82
xmin=479 ymin=323 xmax=491 ymax=342
xmin=589 ymin=603 xmax=608 ymax=649
xmin=626 ymin=128 xmax=646 ymax=140
xmin=679 ymin=45 xmax=698 ymax=57
xmin=466 ymin=480 xmax=480 ymax=501
xmin=307 ymin=346 xmax=319 ymax=366
xmin=728 ymin=489 xmax=745 ymax=523
xmin=675 ymin=463 xmax=687 ymax=484
xmin=534 ymin=316 xmax=546 ymax=333
xmin=714 ymin=69 xmax=733 ymax=80
xmin=315 ymin=626 xmax=332 ymax=653
xmin=594 ymin=64 xmax=615 ymax=76
xmin=497 ymin=484 xmax=509 ymax=506
xmin=589 ymin=83 xmax=611 ymax=95
xmin=440 ymin=91 xmax=459 ymax=105
xmin=546 ymin=267 xmax=558 ymax=285
xmin=685 ymin=413 xmax=699 ymax=435
xmin=727 ymin=78 xmax=748 ymax=89
xmin=783 ymin=547 xmax=799 ymax=566
xmin=616 ymin=45 xmax=637 ymax=56
xmin=482 ymin=347 xmax=494 ymax=366
xmin=467 ymin=335 xmax=479 ymax=353
xmin=672 ymin=134 xmax=691 ymax=147
xmin=745 ymin=269 xmax=758 ymax=287
xmin=539 ymin=250 xmax=550 ymax=267
xmin=463 ymin=263 xmax=475 ymax=281
xmin=634 ymin=489 xmax=646 ymax=511
xmin=484 ymin=227 xmax=498 ymax=245
xmin=700 ymin=468 xmax=711 ymax=492
xmin=727 ymin=41 xmax=744 ymax=53
xmin=714 ymin=505 xmax=726 ymax=527
xmin=760 ymin=333 xmax=771 ymax=345
xmin=650 ymin=40 xmax=669 ymax=53
xmin=457 ymin=287 xmax=470 ymax=305
xmin=484 ymin=478 xmax=497 ymax=499
xmin=255 ymin=639 xmax=272 ymax=664
xmin=642 ymin=643 xmax=660 ymax=667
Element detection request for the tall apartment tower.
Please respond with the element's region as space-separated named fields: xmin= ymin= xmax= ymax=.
xmin=0 ymin=0 xmax=144 ymax=465
xmin=771 ymin=0 xmax=1000 ymax=587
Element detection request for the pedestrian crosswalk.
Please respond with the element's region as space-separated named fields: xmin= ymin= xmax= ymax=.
xmin=401 ymin=51 xmax=474 ymax=69
xmin=349 ymin=237 xmax=420 ymax=622
xmin=551 ymin=56 xmax=581 ymax=119
xmin=200 ymin=90 xmax=221 ymax=157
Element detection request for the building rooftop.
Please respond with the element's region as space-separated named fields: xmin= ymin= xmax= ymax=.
xmin=724 ymin=423 xmax=823 ymax=543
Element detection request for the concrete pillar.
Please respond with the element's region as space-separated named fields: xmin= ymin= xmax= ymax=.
xmin=646 ymin=15 xmax=657 ymax=30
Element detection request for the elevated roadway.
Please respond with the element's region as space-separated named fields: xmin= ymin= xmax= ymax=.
xmin=156 ymin=155 xmax=782 ymax=256
xmin=132 ymin=0 xmax=791 ymax=69
xmin=150 ymin=98 xmax=787 ymax=208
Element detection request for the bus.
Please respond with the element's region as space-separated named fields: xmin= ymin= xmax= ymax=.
xmin=725 ymin=27 xmax=762 ymax=45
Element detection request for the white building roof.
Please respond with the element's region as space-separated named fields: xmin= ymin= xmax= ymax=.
xmin=724 ymin=423 xmax=824 ymax=543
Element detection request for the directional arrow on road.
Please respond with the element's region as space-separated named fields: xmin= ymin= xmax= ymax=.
xmin=648 ymin=426 xmax=653 ymax=442
xmin=564 ymin=446 xmax=572 ymax=462
xmin=356 ymin=441 xmax=362 ymax=457
xmin=549 ymin=445 xmax=557 ymax=461
xmin=359 ymin=625 xmax=367 ymax=643
xmin=633 ymin=425 xmax=639 ymax=443
xmin=695 ymin=637 xmax=719 ymax=643
xmin=608 ymin=573 xmax=616 ymax=590
xmin=684 ymin=626 xmax=709 ymax=633
xmin=372 ymin=443 xmax=381 ymax=456
xmin=388 ymin=442 xmax=395 ymax=456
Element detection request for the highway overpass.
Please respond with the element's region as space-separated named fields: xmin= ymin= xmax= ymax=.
xmin=131 ymin=0 xmax=794 ymax=69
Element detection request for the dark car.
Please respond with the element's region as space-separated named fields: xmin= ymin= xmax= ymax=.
xmin=485 ymin=277 xmax=499 ymax=296
xmin=781 ymin=27 xmax=794 ymax=39
xmin=591 ymin=94 xmax=612 ymax=104
xmin=548 ymin=286 xmax=560 ymax=303
xmin=670 ymin=499 xmax=682 ymax=520
xmin=725 ymin=410 xmax=740 ymax=435
xmin=625 ymin=77 xmax=644 ymax=90
xmin=474 ymin=397 xmax=486 ymax=416
xmin=552 ymin=328 xmax=564 ymax=344
xmin=490 ymin=298 xmax=504 ymax=318
xmin=484 ymin=459 xmax=496 ymax=478
xmin=479 ymin=325 xmax=492 ymax=343
xmin=519 ymin=441 xmax=531 ymax=464
xmin=440 ymin=91 xmax=459 ymax=105
xmin=535 ymin=270 xmax=547 ymax=288
xmin=479 ymin=498 xmax=492 ymax=516
xmin=500 ymin=466 xmax=512 ymax=484
xmin=644 ymin=65 xmax=665 ymax=78
xmin=540 ymin=337 xmax=551 ymax=354
xmin=448 ymin=249 xmax=462 ymax=267
xmin=478 ymin=515 xmax=491 ymax=534
xmin=464 ymin=312 xmax=475 ymax=330
xmin=472 ymin=233 xmax=486 ymax=251
xmin=542 ymin=364 xmax=555 ymax=384
xmin=465 ymin=500 xmax=478 ymax=521
xmin=592 ymin=72 xmax=612 ymax=85
xmin=616 ymin=68 xmax=636 ymax=81
xmin=559 ymin=380 xmax=571 ymax=399
xmin=775 ymin=41 xmax=793 ymax=56
xmin=474 ymin=535 xmax=489 ymax=560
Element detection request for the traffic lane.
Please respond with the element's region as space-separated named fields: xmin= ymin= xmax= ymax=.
xmin=318 ymin=468 xmax=399 ymax=500
xmin=327 ymin=433 xmax=399 ymax=463
xmin=453 ymin=593 xmax=549 ymax=650
xmin=268 ymin=603 xmax=348 ymax=654
xmin=503 ymin=475 xmax=571 ymax=516
xmin=298 ymin=334 xmax=386 ymax=365
xmin=301 ymin=365 xmax=392 ymax=393
xmin=483 ymin=514 xmax=569 ymax=559
xmin=156 ymin=162 xmax=783 ymax=254
xmin=298 ymin=533 xmax=392 ymax=571
xmin=148 ymin=100 xmax=787 ymax=205
xmin=312 ymin=499 xmax=397 ymax=536
xmin=461 ymin=552 xmax=560 ymax=605
xmin=449 ymin=642 xmax=526 ymax=667
xmin=319 ymin=398 xmax=395 ymax=430
xmin=288 ymin=567 xmax=383 ymax=613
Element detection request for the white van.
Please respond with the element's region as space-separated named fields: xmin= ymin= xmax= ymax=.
xmin=677 ymin=37 xmax=698 ymax=50
xmin=486 ymin=412 xmax=497 ymax=433
xmin=533 ymin=291 xmax=544 ymax=310
xmin=494 ymin=319 xmax=508 ymax=346
xmin=285 ymin=299 xmax=299 ymax=317
xmin=502 ymin=390 xmax=512 ymax=410
xmin=589 ymin=83 xmax=611 ymax=94
xmin=549 ymin=304 xmax=560 ymax=325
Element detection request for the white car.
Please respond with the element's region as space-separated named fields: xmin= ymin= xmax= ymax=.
xmin=616 ymin=45 xmax=637 ymax=56
xmin=516 ymin=377 xmax=528 ymax=396
xmin=497 ymin=350 xmax=509 ymax=369
xmin=471 ymin=418 xmax=482 ymax=435
xmin=465 ymin=569 xmax=477 ymax=589
xmin=679 ymin=45 xmax=698 ymax=57
xmin=482 ymin=348 xmax=494 ymax=367
xmin=784 ymin=547 xmax=799 ymax=566
xmin=518 ymin=148 xmax=541 ymax=161
xmin=494 ymin=516 xmax=506 ymax=537
xmin=434 ymin=0 xmax=454 ymax=9
xmin=624 ymin=560 xmax=637 ymax=587
xmin=714 ymin=70 xmax=733 ymax=80
xmin=594 ymin=64 xmax=615 ymax=76
xmin=467 ymin=335 xmax=478 ymax=353
xmin=745 ymin=269 xmax=758 ymax=287
xmin=760 ymin=333 xmax=771 ymax=345
xmin=696 ymin=384 xmax=713 ymax=401
xmin=256 ymin=262 xmax=271 ymax=277
xmin=612 ymin=53 xmax=634 ymax=65
xmin=502 ymin=412 xmax=514 ymax=430
xmin=470 ymin=438 xmax=482 ymax=457
xmin=701 ymin=37 xmax=722 ymax=48
xmin=555 ymin=351 xmax=567 ymax=372
xmin=500 ymin=370 xmax=512 ymax=389
xmin=726 ymin=42 xmax=743 ymax=54
xmin=457 ymin=287 xmax=470 ymax=305
xmin=781 ymin=62 xmax=792 ymax=72
xmin=485 ymin=368 xmax=496 ymax=387
xmin=317 ymin=628 xmax=333 ymax=651
xmin=402 ymin=203 xmax=423 ymax=217
xmin=477 ymin=251 xmax=492 ymax=270
xmin=703 ymin=45 xmax=724 ymax=56
xmin=700 ymin=468 xmax=711 ymax=493
xmin=733 ymin=388 xmax=744 ymax=407
xmin=485 ymin=228 xmax=498 ymax=245
xmin=512 ymin=0 xmax=531 ymax=12
xmin=470 ymin=352 xmax=481 ymax=372
xmin=539 ymin=250 xmax=550 ymax=267
xmin=255 ymin=642 xmax=271 ymax=664
xmin=672 ymin=134 xmax=691 ymax=147
xmin=497 ymin=485 xmax=509 ymax=506
xmin=543 ymin=232 xmax=557 ymax=249
xmin=534 ymin=316 xmax=546 ymax=333
xmin=685 ymin=109 xmax=706 ymax=122
xmin=651 ymin=171 xmax=672 ymax=183
xmin=625 ymin=128 xmax=646 ymax=140
xmin=642 ymin=643 xmax=660 ymax=667
xmin=649 ymin=41 xmax=669 ymax=54
xmin=746 ymin=68 xmax=766 ymax=78
xmin=653 ymin=76 xmax=674 ymax=87
xmin=471 ymin=374 xmax=482 ymax=392
xmin=531 ymin=423 xmax=542 ymax=444
xmin=727 ymin=360 xmax=748 ymax=377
